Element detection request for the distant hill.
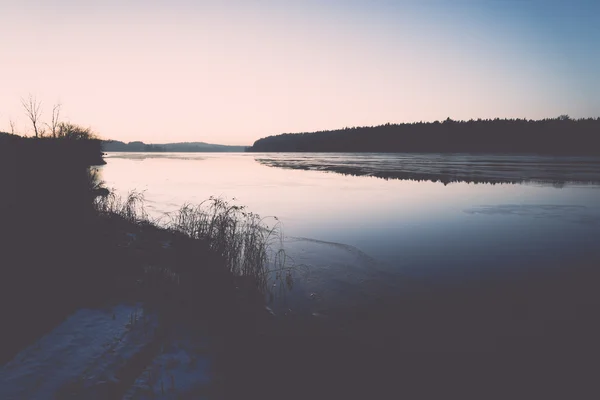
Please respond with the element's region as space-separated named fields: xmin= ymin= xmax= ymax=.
xmin=102 ymin=140 xmax=247 ymax=152
xmin=246 ymin=117 xmax=600 ymax=155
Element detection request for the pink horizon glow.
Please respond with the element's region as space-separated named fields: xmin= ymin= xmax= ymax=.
xmin=1 ymin=1 xmax=598 ymax=145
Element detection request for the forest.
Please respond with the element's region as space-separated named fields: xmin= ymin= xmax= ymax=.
xmin=247 ymin=117 xmax=600 ymax=155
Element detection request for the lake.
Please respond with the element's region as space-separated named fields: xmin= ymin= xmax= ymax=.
xmin=100 ymin=152 xmax=600 ymax=317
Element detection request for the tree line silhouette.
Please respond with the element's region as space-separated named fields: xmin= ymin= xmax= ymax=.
xmin=247 ymin=116 xmax=600 ymax=155
xmin=102 ymin=140 xmax=166 ymax=152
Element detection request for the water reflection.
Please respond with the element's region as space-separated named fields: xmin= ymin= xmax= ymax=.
xmin=255 ymin=153 xmax=600 ymax=185
xmin=106 ymin=152 xmax=207 ymax=161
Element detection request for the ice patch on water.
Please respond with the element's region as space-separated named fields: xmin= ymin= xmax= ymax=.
xmin=464 ymin=204 xmax=600 ymax=224
xmin=271 ymin=236 xmax=409 ymax=317
xmin=256 ymin=153 xmax=600 ymax=185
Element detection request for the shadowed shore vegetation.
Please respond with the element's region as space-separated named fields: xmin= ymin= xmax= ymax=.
xmin=0 ymin=133 xmax=283 ymax=370
xmin=248 ymin=116 xmax=600 ymax=155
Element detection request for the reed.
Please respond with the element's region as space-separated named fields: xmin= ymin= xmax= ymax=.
xmin=94 ymin=190 xmax=292 ymax=295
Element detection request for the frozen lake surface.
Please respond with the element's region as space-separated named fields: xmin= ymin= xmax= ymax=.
xmin=99 ymin=152 xmax=600 ymax=315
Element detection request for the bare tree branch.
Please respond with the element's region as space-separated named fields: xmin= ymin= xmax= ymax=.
xmin=9 ymin=118 xmax=16 ymax=135
xmin=21 ymin=94 xmax=43 ymax=138
xmin=46 ymin=102 xmax=61 ymax=138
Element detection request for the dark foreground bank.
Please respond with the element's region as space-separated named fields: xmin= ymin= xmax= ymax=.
xmin=1 ymin=133 xmax=108 ymax=364
xmin=0 ymin=135 xmax=270 ymax=363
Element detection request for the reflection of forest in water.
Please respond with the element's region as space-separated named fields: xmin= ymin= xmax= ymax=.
xmin=255 ymin=154 xmax=600 ymax=186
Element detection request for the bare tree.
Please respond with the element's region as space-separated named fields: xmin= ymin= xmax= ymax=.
xmin=46 ymin=102 xmax=61 ymax=138
xmin=9 ymin=118 xmax=16 ymax=135
xmin=21 ymin=94 xmax=43 ymax=138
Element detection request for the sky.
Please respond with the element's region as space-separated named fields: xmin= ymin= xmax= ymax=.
xmin=1 ymin=0 xmax=599 ymax=145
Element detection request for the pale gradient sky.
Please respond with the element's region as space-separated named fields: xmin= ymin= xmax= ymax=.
xmin=1 ymin=0 xmax=599 ymax=145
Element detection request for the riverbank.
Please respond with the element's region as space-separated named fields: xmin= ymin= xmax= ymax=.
xmin=0 ymin=135 xmax=274 ymax=364
xmin=2 ymin=134 xmax=104 ymax=362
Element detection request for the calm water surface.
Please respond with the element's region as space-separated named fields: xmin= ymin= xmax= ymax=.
xmin=100 ymin=152 xmax=600 ymax=315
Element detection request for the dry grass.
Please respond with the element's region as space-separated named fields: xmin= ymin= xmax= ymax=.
xmin=94 ymin=190 xmax=148 ymax=223
xmin=94 ymin=190 xmax=294 ymax=295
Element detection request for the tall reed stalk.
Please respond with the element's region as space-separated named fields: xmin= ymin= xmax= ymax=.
xmin=94 ymin=191 xmax=291 ymax=294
